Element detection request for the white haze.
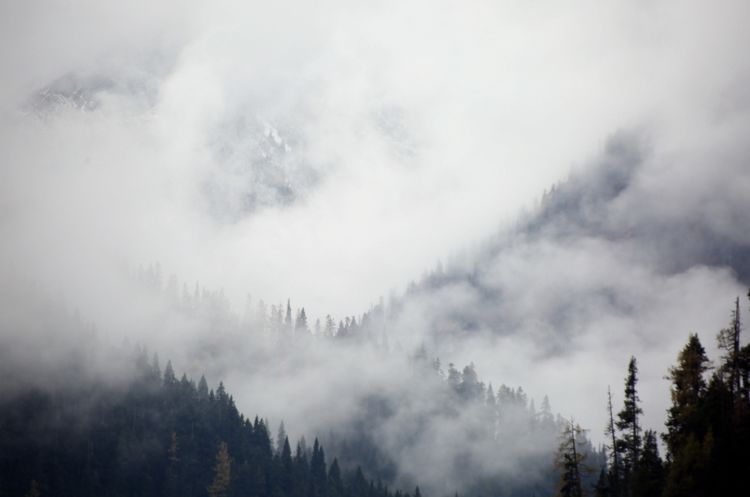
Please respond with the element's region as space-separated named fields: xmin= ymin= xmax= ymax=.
xmin=2 ymin=0 xmax=750 ymax=495
xmin=6 ymin=0 xmax=749 ymax=316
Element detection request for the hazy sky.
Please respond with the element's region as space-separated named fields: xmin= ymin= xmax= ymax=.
xmin=5 ymin=0 xmax=747 ymax=319
xmin=1 ymin=1 xmax=750 ymax=491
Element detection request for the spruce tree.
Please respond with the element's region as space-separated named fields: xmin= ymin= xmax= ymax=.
xmin=663 ymin=335 xmax=710 ymax=457
xmin=329 ymin=458 xmax=343 ymax=497
xmin=615 ymin=357 xmax=642 ymax=497
xmin=717 ymin=298 xmax=742 ymax=403
xmin=632 ymin=430 xmax=663 ymax=497
xmin=280 ymin=437 xmax=294 ymax=495
xmin=604 ymin=386 xmax=622 ymax=497
xmin=207 ymin=441 xmax=231 ymax=497
xmin=284 ymin=299 xmax=293 ymax=335
xmin=555 ymin=420 xmax=587 ymax=497
xmin=276 ymin=421 xmax=287 ymax=456
xmin=295 ymin=308 xmax=309 ymax=336
xmin=310 ymin=439 xmax=327 ymax=497
xmin=662 ymin=334 xmax=711 ymax=497
xmin=163 ymin=360 xmax=177 ymax=386
xmin=198 ymin=374 xmax=209 ymax=399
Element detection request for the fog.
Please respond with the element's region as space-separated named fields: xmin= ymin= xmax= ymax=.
xmin=2 ymin=0 xmax=750 ymax=495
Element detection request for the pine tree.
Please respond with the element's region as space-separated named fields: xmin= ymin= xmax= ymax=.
xmin=662 ymin=334 xmax=711 ymax=497
xmin=540 ymin=395 xmax=554 ymax=425
xmin=663 ymin=335 xmax=710 ymax=457
xmin=350 ymin=466 xmax=369 ymax=497
xmin=295 ymin=308 xmax=309 ymax=336
xmin=151 ymin=352 xmax=161 ymax=380
xmin=280 ymin=437 xmax=294 ymax=495
xmin=284 ymin=299 xmax=293 ymax=335
xmin=632 ymin=430 xmax=663 ymax=497
xmin=163 ymin=360 xmax=177 ymax=386
xmin=743 ymin=290 xmax=750 ymax=403
xmin=703 ymin=295 xmax=750 ymax=496
xmin=207 ymin=441 xmax=231 ymax=497
xmin=325 ymin=315 xmax=336 ymax=336
xmin=254 ymin=418 xmax=273 ymax=458
xmin=555 ymin=420 xmax=588 ymax=497
xmin=604 ymin=386 xmax=622 ymax=497
xmin=310 ymin=438 xmax=327 ymax=497
xmin=198 ymin=375 xmax=209 ymax=399
xmin=717 ymin=298 xmax=742 ymax=403
xmin=615 ymin=357 xmax=642 ymax=497
xmin=276 ymin=421 xmax=287 ymax=456
xmin=328 ymin=458 xmax=343 ymax=497
xmin=294 ymin=440 xmax=311 ymax=497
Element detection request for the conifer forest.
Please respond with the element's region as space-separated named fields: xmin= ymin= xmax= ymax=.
xmin=1 ymin=1 xmax=749 ymax=497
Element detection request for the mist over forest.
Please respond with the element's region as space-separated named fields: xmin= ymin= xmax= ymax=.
xmin=1 ymin=1 xmax=749 ymax=497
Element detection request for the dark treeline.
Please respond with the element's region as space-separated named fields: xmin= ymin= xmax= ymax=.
xmin=1 ymin=274 xmax=591 ymax=497
xmin=7 ymin=269 xmax=748 ymax=497
xmin=0 ymin=348 xmax=423 ymax=497
xmin=557 ymin=293 xmax=750 ymax=497
xmin=112 ymin=265 xmax=607 ymax=497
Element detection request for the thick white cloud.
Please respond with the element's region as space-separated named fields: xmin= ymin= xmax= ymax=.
xmin=4 ymin=0 xmax=748 ymax=318
xmin=1 ymin=0 xmax=750 ymax=492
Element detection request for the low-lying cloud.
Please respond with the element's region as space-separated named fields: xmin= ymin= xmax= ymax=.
xmin=2 ymin=0 xmax=750 ymax=495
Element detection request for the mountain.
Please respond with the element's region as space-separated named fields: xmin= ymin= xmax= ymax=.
xmin=377 ymin=131 xmax=750 ymax=358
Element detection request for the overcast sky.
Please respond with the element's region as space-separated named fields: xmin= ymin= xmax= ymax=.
xmin=4 ymin=0 xmax=747 ymax=319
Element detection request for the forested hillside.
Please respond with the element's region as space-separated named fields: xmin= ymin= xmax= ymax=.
xmin=4 ymin=294 xmax=749 ymax=497
xmin=0 ymin=349 xmax=421 ymax=497
xmin=5 ymin=271 xmax=750 ymax=497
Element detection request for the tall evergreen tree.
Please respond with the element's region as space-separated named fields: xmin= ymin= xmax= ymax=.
xmin=276 ymin=421 xmax=287 ymax=456
xmin=663 ymin=334 xmax=710 ymax=458
xmin=295 ymin=308 xmax=309 ymax=336
xmin=163 ymin=360 xmax=177 ymax=386
xmin=284 ymin=299 xmax=293 ymax=335
xmin=615 ymin=357 xmax=642 ymax=497
xmin=604 ymin=386 xmax=621 ymax=497
xmin=294 ymin=440 xmax=311 ymax=497
xmin=662 ymin=334 xmax=711 ymax=497
xmin=717 ymin=298 xmax=742 ymax=403
xmin=329 ymin=458 xmax=343 ymax=497
xmin=632 ymin=430 xmax=663 ymax=497
xmin=310 ymin=438 xmax=327 ymax=497
xmin=743 ymin=290 xmax=750 ymax=403
xmin=541 ymin=394 xmax=555 ymax=426
xmin=198 ymin=374 xmax=209 ymax=399
xmin=555 ymin=421 xmax=587 ymax=497
xmin=207 ymin=441 xmax=231 ymax=497
xmin=280 ymin=437 xmax=294 ymax=495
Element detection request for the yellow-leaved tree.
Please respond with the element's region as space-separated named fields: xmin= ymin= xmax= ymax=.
xmin=207 ymin=441 xmax=231 ymax=497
